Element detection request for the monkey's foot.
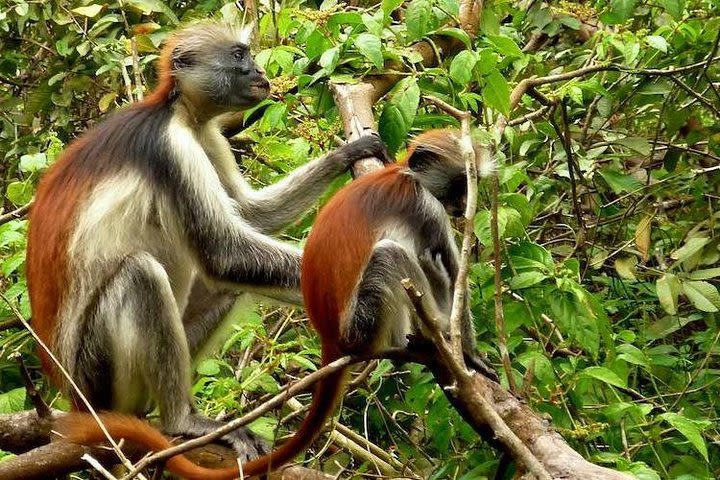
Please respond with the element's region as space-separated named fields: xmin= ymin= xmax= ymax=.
xmin=168 ymin=415 xmax=270 ymax=462
xmin=220 ymin=426 xmax=271 ymax=461
xmin=464 ymin=352 xmax=499 ymax=382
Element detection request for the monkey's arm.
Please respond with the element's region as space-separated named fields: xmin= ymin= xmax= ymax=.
xmin=170 ymin=121 xmax=303 ymax=292
xmin=239 ymin=135 xmax=391 ymax=234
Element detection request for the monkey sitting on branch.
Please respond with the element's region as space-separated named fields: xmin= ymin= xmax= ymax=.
xmin=56 ymin=128 xmax=496 ymax=478
xmin=28 ymin=21 xmax=390 ymax=465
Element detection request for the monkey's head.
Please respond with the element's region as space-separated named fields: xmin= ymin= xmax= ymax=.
xmin=166 ymin=23 xmax=270 ymax=113
xmin=406 ymin=130 xmax=468 ymax=218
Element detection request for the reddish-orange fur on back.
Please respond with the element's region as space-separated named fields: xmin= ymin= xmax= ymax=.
xmin=27 ymin=137 xmax=94 ymax=383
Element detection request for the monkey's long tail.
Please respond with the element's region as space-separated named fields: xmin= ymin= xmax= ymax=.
xmin=55 ymin=412 xmax=239 ymax=480
xmin=240 ymin=346 xmax=350 ymax=476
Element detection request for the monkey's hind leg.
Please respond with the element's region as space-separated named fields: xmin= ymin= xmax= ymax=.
xmin=342 ymin=240 xmax=448 ymax=353
xmin=85 ymin=252 xmax=268 ymax=461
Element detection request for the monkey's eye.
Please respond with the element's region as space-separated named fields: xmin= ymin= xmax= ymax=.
xmin=233 ymin=49 xmax=244 ymax=59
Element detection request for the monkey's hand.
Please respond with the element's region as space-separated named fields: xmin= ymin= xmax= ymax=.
xmin=335 ymin=133 xmax=393 ymax=168
xmin=418 ymin=250 xmax=451 ymax=293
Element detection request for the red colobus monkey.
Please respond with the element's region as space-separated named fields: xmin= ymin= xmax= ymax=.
xmin=30 ymin=22 xmax=389 ymax=463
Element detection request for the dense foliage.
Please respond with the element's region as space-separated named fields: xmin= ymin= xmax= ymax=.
xmin=0 ymin=0 xmax=718 ymax=478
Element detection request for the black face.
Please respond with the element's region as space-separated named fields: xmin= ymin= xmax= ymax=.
xmin=173 ymin=41 xmax=270 ymax=110
xmin=221 ymin=43 xmax=270 ymax=107
xmin=438 ymin=174 xmax=467 ymax=217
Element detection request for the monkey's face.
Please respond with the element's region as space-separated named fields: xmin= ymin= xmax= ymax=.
xmin=221 ymin=42 xmax=270 ymax=108
xmin=439 ymin=175 xmax=467 ymax=218
xmin=173 ymin=37 xmax=270 ymax=112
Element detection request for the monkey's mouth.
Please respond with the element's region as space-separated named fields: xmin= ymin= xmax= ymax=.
xmin=248 ymin=80 xmax=270 ymax=98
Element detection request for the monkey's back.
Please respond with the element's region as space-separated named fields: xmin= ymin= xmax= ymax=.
xmin=27 ymin=102 xmax=174 ymax=378
xmin=301 ymin=164 xmax=418 ymax=346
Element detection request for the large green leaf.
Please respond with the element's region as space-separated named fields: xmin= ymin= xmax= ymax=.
xmin=378 ymin=77 xmax=420 ymax=154
xmin=659 ymin=413 xmax=709 ymax=462
xmin=682 ymin=280 xmax=720 ymax=312
xmin=449 ymin=50 xmax=477 ymax=87
xmin=656 ymin=273 xmax=680 ymax=315
xmin=406 ymin=0 xmax=435 ymax=41
xmin=482 ymin=70 xmax=510 ymax=117
xmin=601 ymin=0 xmax=638 ymax=24
xmin=354 ymin=33 xmax=383 ymax=69
xmin=580 ymin=366 xmax=626 ymax=388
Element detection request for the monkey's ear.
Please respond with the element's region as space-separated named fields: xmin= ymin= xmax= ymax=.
xmin=407 ymin=147 xmax=437 ymax=172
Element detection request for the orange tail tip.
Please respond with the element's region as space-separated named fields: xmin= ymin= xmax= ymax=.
xmin=55 ymin=413 xmax=239 ymax=480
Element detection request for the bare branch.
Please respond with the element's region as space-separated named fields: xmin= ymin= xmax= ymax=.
xmin=0 ymin=202 xmax=31 ymax=225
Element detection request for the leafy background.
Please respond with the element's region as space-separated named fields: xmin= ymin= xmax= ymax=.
xmin=0 ymin=0 xmax=719 ymax=478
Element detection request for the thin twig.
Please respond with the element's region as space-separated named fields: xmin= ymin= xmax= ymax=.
xmin=490 ymin=173 xmax=516 ymax=392
xmin=667 ymin=76 xmax=720 ymax=117
xmin=10 ymin=352 xmax=50 ymax=418
xmin=81 ymin=453 xmax=119 ymax=480
xmin=0 ymin=202 xmax=32 ymax=225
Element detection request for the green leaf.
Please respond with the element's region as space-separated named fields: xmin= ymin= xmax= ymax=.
xmin=689 ymin=268 xmax=720 ymax=280
xmin=379 ymin=105 xmax=406 ymax=154
xmin=14 ymin=3 xmax=29 ymax=16
xmin=479 ymin=7 xmax=500 ymax=35
xmin=663 ymin=146 xmax=682 ymax=172
xmin=19 ymin=152 xmax=47 ymax=173
xmin=670 ymin=237 xmax=709 ymax=264
xmin=656 ymin=273 xmax=680 ymax=314
xmin=72 ymin=4 xmax=104 ymax=17
xmin=659 ymin=412 xmax=708 ymax=462
xmin=2 ymin=252 xmax=25 ymax=277
xmin=616 ymin=344 xmax=650 ymax=368
xmin=382 ymin=0 xmax=404 ymax=16
xmin=646 ymin=35 xmax=668 ymax=53
xmin=509 ymin=242 xmax=554 ymax=271
xmin=406 ymin=0 xmax=435 ymax=41
xmin=319 ymin=46 xmax=340 ymax=73
xmin=196 ymin=359 xmax=221 ymax=376
xmin=473 ymin=209 xmax=492 ymax=246
xmin=125 ymin=0 xmax=179 ymax=24
xmin=354 ymin=33 xmax=384 ymax=69
xmin=435 ymin=27 xmax=471 ymax=49
xmin=597 ymin=169 xmax=643 ymax=194
xmin=482 ymin=70 xmax=510 ymax=117
xmin=392 ymin=77 xmax=421 ymax=125
xmin=682 ymin=280 xmax=720 ymax=312
xmin=0 ymin=388 xmax=26 ymax=413
xmin=449 ymin=50 xmax=477 ymax=86
xmin=305 ymin=30 xmax=331 ymax=61
xmin=378 ymin=77 xmax=420 ymax=154
xmin=509 ymin=271 xmax=547 ymax=289
xmin=614 ymin=256 xmax=637 ymax=280
xmin=615 ymin=137 xmax=652 ymax=156
xmin=602 ymin=0 xmax=638 ymax=24
xmin=659 ymin=0 xmax=685 ymax=19
xmin=248 ymin=416 xmax=278 ymax=441
xmin=487 ymin=35 xmax=523 ymax=58
xmin=581 ymin=366 xmax=626 ymax=388
xmin=6 ymin=181 xmax=32 ymax=206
